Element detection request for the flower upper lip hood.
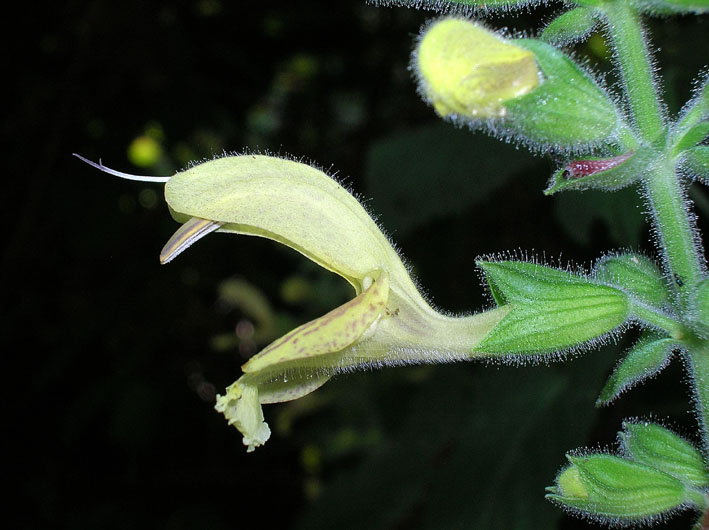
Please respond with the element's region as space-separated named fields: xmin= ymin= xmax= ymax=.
xmin=75 ymin=152 xmax=509 ymax=452
xmin=163 ymin=155 xmax=415 ymax=297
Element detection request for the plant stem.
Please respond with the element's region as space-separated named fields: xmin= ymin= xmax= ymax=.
xmin=602 ymin=1 xmax=664 ymax=142
xmin=631 ymin=302 xmax=688 ymax=340
xmin=688 ymin=343 xmax=709 ymax=455
xmin=603 ymin=2 xmax=704 ymax=296
xmin=644 ymin=161 xmax=703 ymax=300
xmin=603 ymin=1 xmax=709 ymax=455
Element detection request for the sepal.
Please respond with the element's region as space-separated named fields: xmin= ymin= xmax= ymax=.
xmin=502 ymin=39 xmax=621 ymax=151
xmin=620 ymin=421 xmax=709 ymax=489
xmin=673 ymin=123 xmax=709 ymax=156
xmin=681 ymin=145 xmax=709 ymax=184
xmin=548 ymin=454 xmax=694 ymax=522
xmin=689 ymin=277 xmax=709 ymax=338
xmin=545 ymin=150 xmax=650 ymax=194
xmin=596 ymin=332 xmax=677 ymax=405
xmin=476 ymin=261 xmax=630 ymax=354
xmin=593 ymin=253 xmax=672 ymax=309
xmin=541 ymin=7 xmax=598 ymax=46
xmin=672 ymin=74 xmax=709 ymax=154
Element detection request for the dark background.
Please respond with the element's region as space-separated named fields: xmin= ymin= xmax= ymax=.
xmin=5 ymin=1 xmax=709 ymax=529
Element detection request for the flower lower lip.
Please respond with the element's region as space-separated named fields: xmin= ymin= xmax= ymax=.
xmin=160 ymin=217 xmax=223 ymax=264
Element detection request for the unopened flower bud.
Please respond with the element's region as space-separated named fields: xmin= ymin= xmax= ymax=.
xmin=415 ymin=18 xmax=540 ymax=119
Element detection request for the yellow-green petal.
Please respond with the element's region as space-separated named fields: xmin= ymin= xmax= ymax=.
xmin=165 ymin=155 xmax=413 ymax=295
xmin=243 ymin=270 xmax=389 ymax=373
xmin=257 ymin=373 xmax=331 ymax=405
xmin=416 ymin=18 xmax=540 ymax=118
xmin=160 ymin=217 xmax=222 ymax=264
xmin=214 ymin=382 xmax=271 ymax=452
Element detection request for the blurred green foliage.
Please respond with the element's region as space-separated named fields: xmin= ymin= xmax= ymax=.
xmin=5 ymin=1 xmax=707 ymax=529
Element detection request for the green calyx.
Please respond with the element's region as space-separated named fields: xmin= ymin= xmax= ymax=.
xmin=689 ymin=278 xmax=709 ymax=338
xmin=597 ymin=332 xmax=677 ymax=405
xmin=549 ymin=422 xmax=709 ymax=522
xmin=545 ymin=149 xmax=653 ymax=194
xmin=475 ymin=261 xmax=630 ymax=355
xmin=541 ymin=7 xmax=598 ymax=46
xmin=621 ymin=421 xmax=709 ymax=489
xmin=549 ymin=453 xmax=697 ymax=522
xmin=593 ymin=253 xmax=672 ymax=309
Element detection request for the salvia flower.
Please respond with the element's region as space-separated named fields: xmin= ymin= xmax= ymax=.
xmin=77 ymin=153 xmax=509 ymax=451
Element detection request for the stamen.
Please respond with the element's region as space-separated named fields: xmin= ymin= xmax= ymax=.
xmin=73 ymin=153 xmax=171 ymax=183
xmin=160 ymin=217 xmax=223 ymax=264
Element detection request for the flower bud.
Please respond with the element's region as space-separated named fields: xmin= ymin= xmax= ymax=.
xmin=414 ymin=17 xmax=622 ymax=151
xmin=415 ymin=18 xmax=540 ymax=119
xmin=548 ymin=454 xmax=695 ymax=523
xmin=620 ymin=421 xmax=709 ymax=489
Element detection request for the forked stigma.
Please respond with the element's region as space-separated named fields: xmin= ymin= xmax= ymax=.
xmin=73 ymin=153 xmax=171 ymax=183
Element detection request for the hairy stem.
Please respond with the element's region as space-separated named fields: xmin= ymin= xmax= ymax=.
xmin=603 ymin=2 xmax=704 ymax=294
xmin=631 ymin=302 xmax=689 ymax=340
xmin=688 ymin=342 xmax=709 ymax=458
xmin=604 ymin=0 xmax=709 ymax=462
xmin=602 ymin=1 xmax=664 ymax=142
xmin=644 ymin=161 xmax=704 ymax=301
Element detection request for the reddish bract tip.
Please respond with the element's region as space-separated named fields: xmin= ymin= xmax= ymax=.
xmin=563 ymin=152 xmax=634 ymax=180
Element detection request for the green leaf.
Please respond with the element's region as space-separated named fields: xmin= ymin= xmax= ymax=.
xmin=549 ymin=454 xmax=692 ymax=521
xmin=634 ymin=0 xmax=709 ymax=15
xmin=545 ymin=149 xmax=652 ymax=194
xmin=541 ymin=7 xmax=598 ymax=46
xmin=673 ymin=122 xmax=709 ymax=155
xmin=672 ymin=75 xmax=709 ymax=153
xmin=620 ymin=421 xmax=709 ymax=488
xmin=476 ymin=261 xmax=630 ymax=354
xmin=596 ymin=333 xmax=677 ymax=405
xmin=682 ymin=145 xmax=709 ymax=184
xmin=503 ymin=39 xmax=621 ymax=150
xmin=593 ymin=253 xmax=672 ymax=309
